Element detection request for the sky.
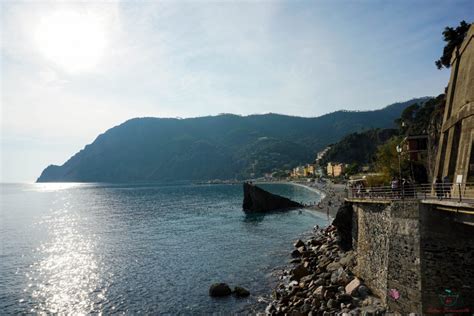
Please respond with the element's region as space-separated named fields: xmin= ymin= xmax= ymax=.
xmin=1 ymin=0 xmax=473 ymax=182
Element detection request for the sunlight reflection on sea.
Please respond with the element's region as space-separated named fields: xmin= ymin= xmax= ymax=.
xmin=25 ymin=193 xmax=107 ymax=313
xmin=1 ymin=182 xmax=326 ymax=314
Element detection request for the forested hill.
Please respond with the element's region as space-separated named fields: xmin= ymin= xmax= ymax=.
xmin=320 ymin=128 xmax=399 ymax=166
xmin=37 ymin=97 xmax=430 ymax=182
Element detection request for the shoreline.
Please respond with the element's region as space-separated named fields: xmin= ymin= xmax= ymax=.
xmin=262 ymin=224 xmax=386 ymax=315
xmin=286 ymin=181 xmax=327 ymax=201
xmin=255 ymin=180 xmax=386 ymax=315
xmin=254 ymin=179 xmax=346 ymax=219
xmin=289 ymin=180 xmax=346 ymax=219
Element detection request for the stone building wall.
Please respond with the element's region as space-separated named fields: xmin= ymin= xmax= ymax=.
xmin=350 ymin=200 xmax=474 ymax=314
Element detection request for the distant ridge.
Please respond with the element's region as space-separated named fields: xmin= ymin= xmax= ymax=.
xmin=37 ymin=97 xmax=431 ymax=182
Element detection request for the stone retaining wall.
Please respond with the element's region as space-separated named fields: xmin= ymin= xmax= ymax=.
xmin=351 ymin=200 xmax=474 ymax=314
xmin=386 ymin=201 xmax=421 ymax=313
xmin=353 ymin=202 xmax=390 ymax=301
xmin=352 ymin=201 xmax=421 ymax=313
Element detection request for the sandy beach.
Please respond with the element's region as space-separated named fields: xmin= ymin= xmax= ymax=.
xmin=290 ymin=180 xmax=347 ymax=219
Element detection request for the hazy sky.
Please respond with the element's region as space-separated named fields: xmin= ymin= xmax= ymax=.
xmin=1 ymin=0 xmax=472 ymax=182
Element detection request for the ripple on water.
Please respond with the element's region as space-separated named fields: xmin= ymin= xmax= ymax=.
xmin=1 ymin=183 xmax=328 ymax=314
xmin=26 ymin=207 xmax=106 ymax=314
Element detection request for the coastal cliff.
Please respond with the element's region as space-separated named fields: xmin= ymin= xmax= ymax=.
xmin=242 ymin=183 xmax=302 ymax=212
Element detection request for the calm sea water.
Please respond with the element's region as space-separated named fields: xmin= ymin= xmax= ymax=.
xmin=0 ymin=182 xmax=327 ymax=314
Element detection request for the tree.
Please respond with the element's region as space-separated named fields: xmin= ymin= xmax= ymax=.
xmin=435 ymin=20 xmax=471 ymax=69
xmin=345 ymin=163 xmax=360 ymax=176
xmin=395 ymin=97 xmax=440 ymax=136
xmin=374 ymin=137 xmax=410 ymax=184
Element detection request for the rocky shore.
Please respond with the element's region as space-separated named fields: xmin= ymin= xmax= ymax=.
xmin=263 ymin=220 xmax=386 ymax=315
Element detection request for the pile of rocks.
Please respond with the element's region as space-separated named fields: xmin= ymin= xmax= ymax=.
xmin=264 ymin=226 xmax=386 ymax=315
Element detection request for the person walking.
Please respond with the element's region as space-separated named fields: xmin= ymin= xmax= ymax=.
xmin=391 ymin=177 xmax=399 ymax=199
xmin=434 ymin=177 xmax=443 ymax=200
xmin=443 ymin=175 xmax=451 ymax=199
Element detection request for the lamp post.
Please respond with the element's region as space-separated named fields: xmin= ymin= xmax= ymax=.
xmin=396 ymin=145 xmax=403 ymax=199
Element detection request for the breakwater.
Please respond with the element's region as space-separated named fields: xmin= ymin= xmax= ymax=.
xmin=264 ymin=225 xmax=386 ymax=315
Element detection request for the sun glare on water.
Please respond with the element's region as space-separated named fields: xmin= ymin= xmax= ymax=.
xmin=34 ymin=10 xmax=107 ymax=73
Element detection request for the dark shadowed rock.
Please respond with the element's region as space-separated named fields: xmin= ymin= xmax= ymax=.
xmin=243 ymin=183 xmax=302 ymax=212
xmin=294 ymin=239 xmax=305 ymax=248
xmin=357 ymin=285 xmax=370 ymax=298
xmin=291 ymin=249 xmax=301 ymax=258
xmin=332 ymin=202 xmax=353 ymax=251
xmin=290 ymin=264 xmax=310 ymax=281
xmin=337 ymin=293 xmax=353 ymax=303
xmin=233 ymin=286 xmax=250 ymax=297
xmin=209 ymin=283 xmax=232 ymax=297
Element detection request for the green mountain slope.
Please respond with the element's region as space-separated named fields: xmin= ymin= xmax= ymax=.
xmin=320 ymin=128 xmax=399 ymax=166
xmin=37 ymin=97 xmax=430 ymax=182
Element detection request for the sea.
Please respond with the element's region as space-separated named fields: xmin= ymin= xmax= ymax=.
xmin=0 ymin=182 xmax=328 ymax=314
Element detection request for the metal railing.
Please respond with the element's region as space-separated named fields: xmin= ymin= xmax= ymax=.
xmin=347 ymin=182 xmax=474 ymax=203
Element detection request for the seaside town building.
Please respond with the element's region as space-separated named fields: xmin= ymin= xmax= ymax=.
xmin=326 ymin=162 xmax=345 ymax=177
xmin=401 ymin=135 xmax=429 ymax=162
xmin=291 ymin=166 xmax=305 ymax=177
xmin=290 ymin=164 xmax=316 ymax=178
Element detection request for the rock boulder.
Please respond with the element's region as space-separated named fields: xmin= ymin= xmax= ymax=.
xmin=209 ymin=283 xmax=232 ymax=297
xmin=233 ymin=286 xmax=250 ymax=297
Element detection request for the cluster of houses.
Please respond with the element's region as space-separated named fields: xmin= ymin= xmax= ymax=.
xmin=290 ymin=164 xmax=317 ymax=177
xmin=290 ymin=161 xmax=347 ymax=178
xmin=288 ymin=146 xmax=348 ymax=179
